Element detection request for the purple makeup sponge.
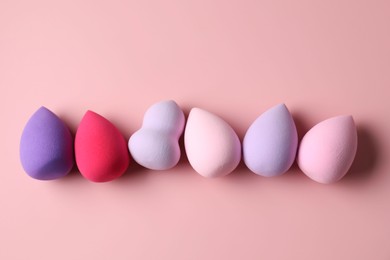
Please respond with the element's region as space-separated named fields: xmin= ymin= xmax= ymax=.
xmin=243 ymin=103 xmax=298 ymax=177
xmin=20 ymin=107 xmax=74 ymax=180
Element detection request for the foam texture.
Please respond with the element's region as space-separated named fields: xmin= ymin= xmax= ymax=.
xmin=297 ymin=115 xmax=358 ymax=184
xmin=184 ymin=108 xmax=241 ymax=178
xmin=20 ymin=106 xmax=74 ymax=180
xmin=243 ymin=103 xmax=298 ymax=177
xmin=75 ymin=110 xmax=130 ymax=182
xmin=129 ymin=100 xmax=185 ymax=170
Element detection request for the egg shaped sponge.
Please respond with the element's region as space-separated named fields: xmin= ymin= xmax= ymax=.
xmin=297 ymin=115 xmax=358 ymax=184
xmin=20 ymin=106 xmax=74 ymax=180
xmin=184 ymin=108 xmax=241 ymax=178
xmin=129 ymin=100 xmax=185 ymax=170
xmin=243 ymin=103 xmax=298 ymax=177
xmin=75 ymin=111 xmax=130 ymax=182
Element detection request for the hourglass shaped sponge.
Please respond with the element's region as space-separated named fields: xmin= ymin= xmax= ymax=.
xmin=128 ymin=100 xmax=185 ymax=170
xmin=20 ymin=106 xmax=74 ymax=180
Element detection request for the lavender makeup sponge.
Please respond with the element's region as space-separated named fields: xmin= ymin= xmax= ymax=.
xmin=20 ymin=107 xmax=74 ymax=180
xmin=243 ymin=104 xmax=298 ymax=177
xmin=297 ymin=115 xmax=358 ymax=184
xmin=184 ymin=108 xmax=241 ymax=178
xmin=128 ymin=100 xmax=185 ymax=170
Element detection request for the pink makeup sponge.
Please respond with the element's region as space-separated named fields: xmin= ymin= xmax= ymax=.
xmin=297 ymin=115 xmax=358 ymax=184
xmin=128 ymin=100 xmax=185 ymax=170
xmin=75 ymin=111 xmax=130 ymax=182
xmin=184 ymin=108 xmax=241 ymax=178
xmin=243 ymin=104 xmax=298 ymax=177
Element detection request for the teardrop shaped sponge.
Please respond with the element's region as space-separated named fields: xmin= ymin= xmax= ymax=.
xmin=297 ymin=115 xmax=358 ymax=184
xmin=75 ymin=111 xmax=130 ymax=182
xmin=184 ymin=108 xmax=241 ymax=178
xmin=20 ymin=106 xmax=74 ymax=180
xmin=243 ymin=103 xmax=298 ymax=177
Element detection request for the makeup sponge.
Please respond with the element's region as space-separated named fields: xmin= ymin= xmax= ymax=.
xmin=129 ymin=100 xmax=185 ymax=170
xmin=243 ymin=103 xmax=298 ymax=177
xmin=184 ymin=108 xmax=241 ymax=178
xmin=297 ymin=115 xmax=358 ymax=184
xmin=20 ymin=106 xmax=74 ymax=180
xmin=75 ymin=111 xmax=130 ymax=182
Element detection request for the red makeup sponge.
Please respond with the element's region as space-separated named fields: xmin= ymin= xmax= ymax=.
xmin=75 ymin=111 xmax=130 ymax=182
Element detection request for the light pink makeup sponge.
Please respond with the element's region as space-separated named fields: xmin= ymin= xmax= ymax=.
xmin=297 ymin=115 xmax=358 ymax=184
xmin=184 ymin=108 xmax=241 ymax=178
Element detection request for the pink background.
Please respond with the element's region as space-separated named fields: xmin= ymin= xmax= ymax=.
xmin=1 ymin=0 xmax=389 ymax=259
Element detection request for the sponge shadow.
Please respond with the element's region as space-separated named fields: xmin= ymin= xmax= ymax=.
xmin=284 ymin=111 xmax=312 ymax=177
xmin=344 ymin=125 xmax=380 ymax=182
xmin=56 ymin=112 xmax=83 ymax=182
xmin=174 ymin=107 xmax=192 ymax=172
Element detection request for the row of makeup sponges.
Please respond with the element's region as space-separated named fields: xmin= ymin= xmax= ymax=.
xmin=20 ymin=100 xmax=358 ymax=184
